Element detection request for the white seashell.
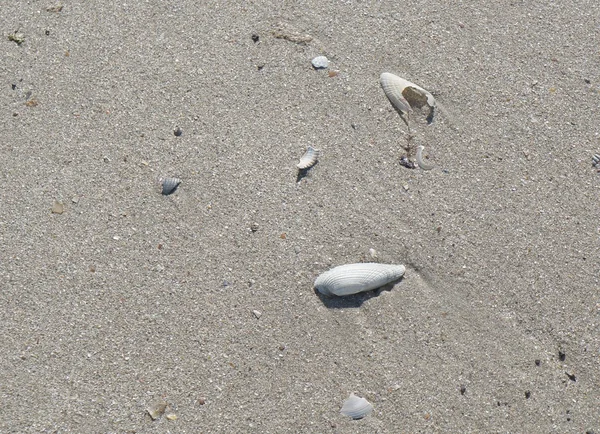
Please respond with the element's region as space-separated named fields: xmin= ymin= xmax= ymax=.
xmin=380 ymin=72 xmax=435 ymax=122
xmin=340 ymin=393 xmax=374 ymax=420
xmin=312 ymin=55 xmax=330 ymax=69
xmin=314 ymin=263 xmax=405 ymax=296
xmin=297 ymin=146 xmax=320 ymax=170
xmin=416 ymin=145 xmax=435 ymax=170
xmin=159 ymin=177 xmax=181 ymax=195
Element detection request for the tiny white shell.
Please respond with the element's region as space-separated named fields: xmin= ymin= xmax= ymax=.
xmin=416 ymin=145 xmax=435 ymax=171
xmin=380 ymin=72 xmax=435 ymax=121
xmin=160 ymin=177 xmax=181 ymax=195
xmin=297 ymin=146 xmax=320 ymax=170
xmin=312 ymin=55 xmax=330 ymax=69
xmin=315 ymin=263 xmax=405 ymax=296
xmin=340 ymin=393 xmax=374 ymax=420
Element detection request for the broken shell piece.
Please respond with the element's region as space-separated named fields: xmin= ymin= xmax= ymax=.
xmin=312 ymin=56 xmax=330 ymax=69
xmin=380 ymin=72 xmax=435 ymax=123
xmin=593 ymin=154 xmax=600 ymax=167
xmin=340 ymin=393 xmax=374 ymax=420
xmin=51 ymin=201 xmax=64 ymax=214
xmin=147 ymin=400 xmax=167 ymax=420
xmin=159 ymin=177 xmax=181 ymax=195
xmin=416 ymin=145 xmax=435 ymax=170
xmin=315 ymin=263 xmax=405 ymax=296
xmin=297 ymin=146 xmax=320 ymax=170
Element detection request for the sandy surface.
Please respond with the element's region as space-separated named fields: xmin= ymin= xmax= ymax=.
xmin=2 ymin=1 xmax=599 ymax=432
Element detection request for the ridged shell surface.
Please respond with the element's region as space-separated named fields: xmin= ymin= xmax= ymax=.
xmin=297 ymin=146 xmax=320 ymax=169
xmin=340 ymin=393 xmax=374 ymax=420
xmin=380 ymin=72 xmax=435 ymax=114
xmin=314 ymin=263 xmax=405 ymax=296
xmin=160 ymin=177 xmax=181 ymax=195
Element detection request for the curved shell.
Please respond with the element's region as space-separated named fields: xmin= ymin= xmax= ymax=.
xmin=416 ymin=145 xmax=435 ymax=171
xmin=160 ymin=177 xmax=181 ymax=195
xmin=380 ymin=72 xmax=435 ymax=119
xmin=297 ymin=146 xmax=320 ymax=170
xmin=340 ymin=393 xmax=374 ymax=420
xmin=314 ymin=263 xmax=405 ymax=296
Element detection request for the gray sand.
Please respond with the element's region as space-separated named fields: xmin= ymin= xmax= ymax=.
xmin=2 ymin=1 xmax=599 ymax=432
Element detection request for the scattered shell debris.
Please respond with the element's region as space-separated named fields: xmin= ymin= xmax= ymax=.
xmin=8 ymin=32 xmax=25 ymax=45
xmin=380 ymin=72 xmax=435 ymax=124
xmin=159 ymin=177 xmax=181 ymax=195
xmin=340 ymin=393 xmax=374 ymax=420
xmin=165 ymin=413 xmax=178 ymax=421
xmin=416 ymin=145 xmax=435 ymax=170
xmin=312 ymin=56 xmax=330 ymax=69
xmin=593 ymin=154 xmax=600 ymax=170
xmin=51 ymin=201 xmax=64 ymax=214
xmin=399 ymin=156 xmax=416 ymax=169
xmin=297 ymin=146 xmax=320 ymax=170
xmin=46 ymin=4 xmax=64 ymax=12
xmin=147 ymin=400 xmax=167 ymax=420
xmin=252 ymin=309 xmax=262 ymax=319
xmin=315 ymin=263 xmax=405 ymax=296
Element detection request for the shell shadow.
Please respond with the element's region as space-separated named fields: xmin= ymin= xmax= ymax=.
xmin=315 ymin=276 xmax=404 ymax=309
xmin=296 ymin=163 xmax=318 ymax=182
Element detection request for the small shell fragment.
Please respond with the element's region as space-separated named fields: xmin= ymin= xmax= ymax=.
xmin=51 ymin=201 xmax=64 ymax=214
xmin=593 ymin=154 xmax=600 ymax=167
xmin=297 ymin=146 xmax=320 ymax=170
xmin=312 ymin=56 xmax=330 ymax=69
xmin=315 ymin=263 xmax=405 ymax=296
xmin=159 ymin=177 xmax=181 ymax=195
xmin=380 ymin=72 xmax=435 ymax=123
xmin=340 ymin=393 xmax=374 ymax=420
xmin=147 ymin=400 xmax=167 ymax=420
xmin=416 ymin=145 xmax=435 ymax=170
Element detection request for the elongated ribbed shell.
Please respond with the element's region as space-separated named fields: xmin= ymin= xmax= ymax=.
xmin=380 ymin=72 xmax=435 ymax=121
xmin=314 ymin=263 xmax=405 ymax=296
xmin=340 ymin=393 xmax=374 ymax=420
xmin=160 ymin=177 xmax=181 ymax=195
xmin=297 ymin=146 xmax=320 ymax=170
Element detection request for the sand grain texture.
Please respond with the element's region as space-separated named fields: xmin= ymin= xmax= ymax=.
xmin=1 ymin=1 xmax=599 ymax=432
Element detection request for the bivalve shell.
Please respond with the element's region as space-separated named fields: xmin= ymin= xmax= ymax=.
xmin=297 ymin=146 xmax=320 ymax=170
xmin=340 ymin=393 xmax=374 ymax=420
xmin=314 ymin=262 xmax=405 ymax=296
xmin=159 ymin=177 xmax=181 ymax=195
xmin=380 ymin=72 xmax=435 ymax=122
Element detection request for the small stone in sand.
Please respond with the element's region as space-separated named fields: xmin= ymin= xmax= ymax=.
xmin=252 ymin=310 xmax=262 ymax=319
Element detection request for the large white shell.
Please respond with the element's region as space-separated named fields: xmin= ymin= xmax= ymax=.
xmin=340 ymin=393 xmax=374 ymax=420
xmin=314 ymin=263 xmax=405 ymax=296
xmin=297 ymin=146 xmax=320 ymax=170
xmin=380 ymin=72 xmax=435 ymax=120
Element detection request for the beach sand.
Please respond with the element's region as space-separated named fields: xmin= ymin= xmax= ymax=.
xmin=1 ymin=1 xmax=599 ymax=432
